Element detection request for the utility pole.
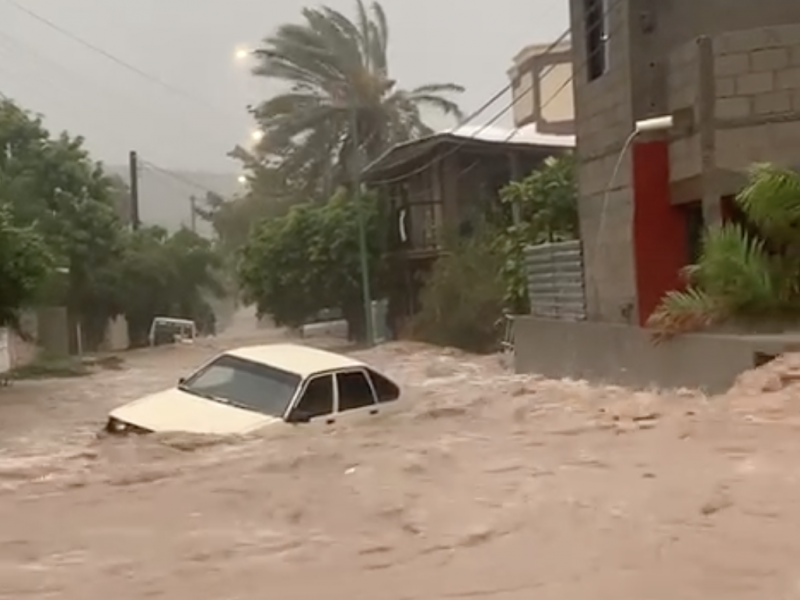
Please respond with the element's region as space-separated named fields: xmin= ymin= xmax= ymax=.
xmin=349 ymin=106 xmax=375 ymax=346
xmin=128 ymin=150 xmax=140 ymax=229
xmin=189 ymin=195 xmax=197 ymax=232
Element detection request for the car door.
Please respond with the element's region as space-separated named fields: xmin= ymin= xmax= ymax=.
xmin=285 ymin=374 xmax=335 ymax=425
xmin=331 ymin=369 xmax=380 ymax=425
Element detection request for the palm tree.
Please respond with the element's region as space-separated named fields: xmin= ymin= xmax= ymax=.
xmin=648 ymin=163 xmax=800 ymax=340
xmin=249 ymin=0 xmax=464 ymax=195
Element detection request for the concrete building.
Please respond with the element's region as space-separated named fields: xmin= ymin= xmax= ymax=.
xmin=568 ymin=0 xmax=800 ymax=325
xmin=508 ymin=41 xmax=575 ymax=134
xmin=512 ymin=1 xmax=800 ymax=391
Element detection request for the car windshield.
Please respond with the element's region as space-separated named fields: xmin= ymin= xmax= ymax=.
xmin=179 ymin=354 xmax=301 ymax=418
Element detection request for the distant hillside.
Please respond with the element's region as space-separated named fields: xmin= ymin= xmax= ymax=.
xmin=105 ymin=165 xmax=240 ymax=235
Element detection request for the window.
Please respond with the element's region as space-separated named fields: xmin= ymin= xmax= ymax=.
xmin=180 ymin=354 xmax=300 ymax=417
xmin=291 ymin=375 xmax=334 ymax=419
xmin=336 ymin=371 xmax=376 ymax=412
xmin=367 ymin=369 xmax=400 ymax=403
xmin=585 ymin=0 xmax=608 ymax=81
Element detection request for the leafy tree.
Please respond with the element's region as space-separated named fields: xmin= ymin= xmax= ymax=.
xmin=117 ymin=226 xmax=223 ymax=346
xmin=496 ymin=153 xmax=578 ymax=311
xmin=0 ymin=99 xmax=225 ymax=350
xmin=237 ymin=188 xmax=385 ymax=339
xmin=249 ymin=0 xmax=464 ymax=192
xmin=0 ymin=206 xmax=51 ymax=328
xmin=648 ymin=163 xmax=800 ymax=340
xmin=0 ymin=99 xmax=126 ymax=347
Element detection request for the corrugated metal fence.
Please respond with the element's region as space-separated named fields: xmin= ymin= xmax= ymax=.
xmin=524 ymin=240 xmax=586 ymax=320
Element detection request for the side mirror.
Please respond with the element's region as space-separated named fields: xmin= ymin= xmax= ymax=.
xmin=286 ymin=410 xmax=312 ymax=424
xmin=178 ymin=377 xmax=185 ymax=384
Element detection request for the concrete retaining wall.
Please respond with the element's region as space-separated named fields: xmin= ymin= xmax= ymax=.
xmin=514 ymin=316 xmax=800 ymax=393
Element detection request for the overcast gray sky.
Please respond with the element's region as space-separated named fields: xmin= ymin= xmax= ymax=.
xmin=1 ymin=0 xmax=568 ymax=172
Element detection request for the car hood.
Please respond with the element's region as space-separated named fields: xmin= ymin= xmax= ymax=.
xmin=109 ymin=388 xmax=282 ymax=434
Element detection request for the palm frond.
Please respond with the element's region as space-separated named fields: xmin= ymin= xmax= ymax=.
xmin=646 ymin=287 xmax=727 ymax=342
xmin=366 ymin=1 xmax=389 ymax=74
xmin=403 ymin=93 xmax=464 ymax=119
xmin=690 ymin=222 xmax=777 ymax=311
xmin=736 ymin=162 xmax=800 ymax=235
xmin=409 ymin=83 xmax=465 ymax=95
xmin=248 ymin=0 xmax=464 ymax=187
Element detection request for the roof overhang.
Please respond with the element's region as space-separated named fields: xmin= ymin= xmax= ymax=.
xmin=362 ymin=124 xmax=575 ymax=183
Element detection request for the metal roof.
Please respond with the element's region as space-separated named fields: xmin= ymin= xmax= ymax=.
xmin=445 ymin=123 xmax=575 ymax=147
xmin=362 ymin=123 xmax=575 ymax=182
xmin=225 ymin=343 xmax=365 ymax=377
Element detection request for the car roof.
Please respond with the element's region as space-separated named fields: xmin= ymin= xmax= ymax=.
xmin=223 ymin=343 xmax=366 ymax=378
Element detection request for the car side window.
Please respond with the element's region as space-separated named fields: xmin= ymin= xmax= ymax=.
xmin=291 ymin=375 xmax=334 ymax=419
xmin=367 ymin=369 xmax=400 ymax=403
xmin=336 ymin=371 xmax=376 ymax=412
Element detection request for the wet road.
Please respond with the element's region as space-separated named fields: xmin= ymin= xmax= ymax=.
xmin=2 ymin=315 xmax=800 ymax=598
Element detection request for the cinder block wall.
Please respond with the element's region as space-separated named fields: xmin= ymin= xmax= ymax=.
xmin=667 ymin=24 xmax=800 ymax=186
xmin=569 ymin=0 xmax=636 ymax=323
xmin=713 ymin=25 xmax=800 ymax=173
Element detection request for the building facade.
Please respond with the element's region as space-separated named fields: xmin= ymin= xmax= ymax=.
xmin=363 ymin=126 xmax=573 ymax=333
xmin=508 ymin=41 xmax=575 ymax=134
xmin=569 ymin=0 xmax=800 ymax=324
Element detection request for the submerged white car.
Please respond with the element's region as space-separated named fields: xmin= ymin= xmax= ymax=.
xmin=105 ymin=343 xmax=401 ymax=435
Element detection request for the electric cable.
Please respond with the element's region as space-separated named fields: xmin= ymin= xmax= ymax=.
xmin=2 ymin=0 xmax=237 ymax=121
xmin=366 ymin=0 xmax=624 ymax=186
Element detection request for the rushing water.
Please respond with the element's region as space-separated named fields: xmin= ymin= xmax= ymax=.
xmin=2 ymin=318 xmax=800 ymax=598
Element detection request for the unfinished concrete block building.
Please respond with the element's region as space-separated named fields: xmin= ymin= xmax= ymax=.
xmin=568 ymin=0 xmax=800 ymax=324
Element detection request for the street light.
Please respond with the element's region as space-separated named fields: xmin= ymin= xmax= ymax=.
xmin=634 ymin=115 xmax=674 ymax=135
xmin=234 ymin=48 xmax=249 ymax=61
xmin=237 ymin=174 xmax=247 ymax=184
xmin=604 ymin=114 xmax=674 ymax=200
xmin=250 ymin=129 xmax=264 ymax=142
xmin=350 ymin=106 xmax=375 ymax=346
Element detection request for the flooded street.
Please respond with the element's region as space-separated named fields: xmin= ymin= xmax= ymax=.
xmin=2 ymin=314 xmax=800 ymax=598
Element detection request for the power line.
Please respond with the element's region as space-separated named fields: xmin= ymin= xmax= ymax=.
xmin=1 ymin=0 xmax=579 ymax=200
xmin=0 ymin=31 xmax=239 ymax=201
xmin=448 ymin=6 xmax=568 ymax=129
xmin=0 ymin=29 xmax=152 ymax=147
xmin=2 ymin=0 xmax=236 ymax=121
xmin=365 ymin=0 xmax=622 ymax=186
xmin=139 ymin=160 xmax=227 ymax=198
xmin=363 ymin=25 xmax=575 ymax=186
xmin=0 ymin=24 xmax=239 ymax=197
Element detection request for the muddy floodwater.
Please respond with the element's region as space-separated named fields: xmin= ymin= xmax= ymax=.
xmin=2 ymin=315 xmax=800 ymax=598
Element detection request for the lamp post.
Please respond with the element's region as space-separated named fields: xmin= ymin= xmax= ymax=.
xmin=348 ymin=103 xmax=375 ymax=346
xmin=330 ymin=82 xmax=375 ymax=345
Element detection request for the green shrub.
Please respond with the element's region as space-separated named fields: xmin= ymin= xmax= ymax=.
xmin=409 ymin=234 xmax=505 ymax=353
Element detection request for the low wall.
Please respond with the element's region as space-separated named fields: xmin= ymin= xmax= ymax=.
xmin=513 ymin=317 xmax=800 ymax=393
